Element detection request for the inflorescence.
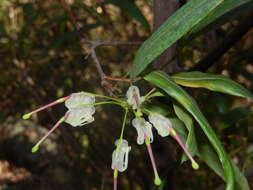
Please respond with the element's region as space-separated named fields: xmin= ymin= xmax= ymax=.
xmin=22 ymin=86 xmax=199 ymax=190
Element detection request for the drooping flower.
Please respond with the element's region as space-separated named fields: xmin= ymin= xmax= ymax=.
xmin=65 ymin=92 xmax=95 ymax=109
xmin=149 ymin=113 xmax=199 ymax=170
xmin=148 ymin=114 xmax=171 ymax=137
xmin=126 ymin=86 xmax=145 ymax=110
xmin=111 ymin=139 xmax=131 ymax=190
xmin=111 ymin=139 xmax=131 ymax=172
xmin=65 ymin=93 xmax=96 ymax=127
xmin=132 ymin=117 xmax=161 ymax=185
xmin=132 ymin=117 xmax=153 ymax=145
xmin=65 ymin=106 xmax=95 ymax=127
xmin=22 ymin=92 xmax=96 ymax=152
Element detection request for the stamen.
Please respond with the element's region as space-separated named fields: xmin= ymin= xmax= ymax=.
xmin=22 ymin=96 xmax=70 ymax=120
xmin=31 ymin=112 xmax=70 ymax=153
xmin=132 ymin=90 xmax=140 ymax=109
xmin=145 ymin=136 xmax=161 ymax=186
xmin=168 ymin=126 xmax=199 ymax=170
xmin=113 ymin=169 xmax=118 ymax=190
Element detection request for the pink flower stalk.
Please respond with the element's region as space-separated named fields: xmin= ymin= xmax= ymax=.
xmin=145 ymin=136 xmax=162 ymax=186
xmin=22 ymin=96 xmax=70 ymax=120
xmin=149 ymin=114 xmax=199 ymax=170
xmin=113 ymin=169 xmax=118 ymax=190
xmin=22 ymin=93 xmax=96 ymax=152
xmin=31 ymin=112 xmax=70 ymax=152
xmin=132 ymin=117 xmax=161 ymax=185
xmin=168 ymin=127 xmax=199 ymax=170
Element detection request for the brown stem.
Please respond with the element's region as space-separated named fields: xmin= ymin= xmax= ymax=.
xmin=104 ymin=76 xmax=142 ymax=83
xmin=56 ymin=0 xmax=141 ymax=95
xmin=153 ymin=0 xmax=179 ymax=72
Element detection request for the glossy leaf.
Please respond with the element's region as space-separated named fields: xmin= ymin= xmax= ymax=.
xmin=143 ymin=98 xmax=198 ymax=163
xmin=173 ymin=103 xmax=198 ymax=163
xmin=142 ymin=100 xmax=173 ymax=117
xmin=187 ymin=0 xmax=253 ymax=39
xmin=198 ymin=143 xmax=250 ymax=190
xmin=131 ymin=0 xmax=226 ymax=77
xmin=170 ymin=117 xmax=188 ymax=143
xmin=144 ymin=70 xmax=234 ymax=190
xmin=102 ymin=0 xmax=149 ymax=31
xmin=170 ymin=116 xmax=250 ymax=190
xmin=172 ymin=71 xmax=253 ymax=100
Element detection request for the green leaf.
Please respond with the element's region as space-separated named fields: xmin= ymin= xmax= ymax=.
xmin=131 ymin=0 xmax=227 ymax=77
xmin=173 ymin=103 xmax=198 ymax=163
xmin=142 ymin=100 xmax=173 ymax=117
xmin=171 ymin=71 xmax=253 ymax=100
xmin=144 ymin=70 xmax=235 ymax=190
xmin=187 ymin=0 xmax=253 ymax=39
xmin=197 ymin=142 xmax=250 ymax=190
xmin=102 ymin=0 xmax=149 ymax=31
xmin=170 ymin=116 xmax=250 ymax=190
xmin=170 ymin=117 xmax=188 ymax=142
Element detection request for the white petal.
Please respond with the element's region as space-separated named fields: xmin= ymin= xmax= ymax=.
xmin=126 ymin=86 xmax=144 ymax=109
xmin=65 ymin=106 xmax=95 ymax=127
xmin=132 ymin=117 xmax=153 ymax=144
xmin=111 ymin=139 xmax=131 ymax=172
xmin=145 ymin=121 xmax=154 ymax=142
xmin=149 ymin=114 xmax=171 ymax=137
xmin=65 ymin=93 xmax=95 ymax=109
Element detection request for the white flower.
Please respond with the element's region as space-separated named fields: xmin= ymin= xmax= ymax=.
xmin=64 ymin=93 xmax=96 ymax=127
xmin=126 ymin=86 xmax=145 ymax=110
xmin=65 ymin=93 xmax=95 ymax=109
xmin=148 ymin=114 xmax=171 ymax=137
xmin=65 ymin=106 xmax=95 ymax=127
xmin=111 ymin=139 xmax=131 ymax=172
xmin=132 ymin=117 xmax=153 ymax=145
xmin=149 ymin=113 xmax=199 ymax=170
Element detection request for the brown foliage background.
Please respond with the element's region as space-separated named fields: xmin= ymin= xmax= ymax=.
xmin=0 ymin=0 xmax=253 ymax=190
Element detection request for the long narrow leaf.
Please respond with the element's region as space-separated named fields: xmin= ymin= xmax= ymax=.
xmin=144 ymin=71 xmax=234 ymax=190
xmin=131 ymin=0 xmax=226 ymax=77
xmin=187 ymin=0 xmax=253 ymax=39
xmin=198 ymin=143 xmax=250 ymax=190
xmin=171 ymin=71 xmax=253 ymax=100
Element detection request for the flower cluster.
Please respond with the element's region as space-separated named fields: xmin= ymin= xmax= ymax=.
xmin=111 ymin=86 xmax=199 ymax=189
xmin=23 ymin=85 xmax=198 ymax=190
xmin=22 ymin=92 xmax=96 ymax=152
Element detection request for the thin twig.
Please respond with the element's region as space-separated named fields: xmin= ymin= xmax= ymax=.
xmin=83 ymin=39 xmax=142 ymax=48
xmin=104 ymin=76 xmax=142 ymax=83
xmin=56 ymin=0 xmax=142 ymax=95
xmin=90 ymin=48 xmax=114 ymax=96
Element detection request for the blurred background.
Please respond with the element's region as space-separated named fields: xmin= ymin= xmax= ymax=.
xmin=0 ymin=0 xmax=253 ymax=189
